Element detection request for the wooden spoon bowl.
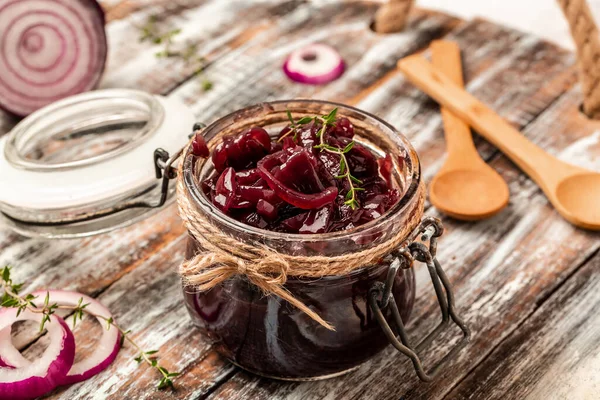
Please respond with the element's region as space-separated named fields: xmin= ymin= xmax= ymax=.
xmin=430 ymin=168 xmax=509 ymax=221
xmin=554 ymin=173 xmax=600 ymax=229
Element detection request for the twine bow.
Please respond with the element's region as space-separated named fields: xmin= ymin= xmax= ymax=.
xmin=176 ymin=143 xmax=425 ymax=330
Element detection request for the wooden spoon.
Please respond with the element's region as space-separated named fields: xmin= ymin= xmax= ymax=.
xmin=428 ymin=40 xmax=509 ymax=220
xmin=398 ymin=54 xmax=600 ymax=230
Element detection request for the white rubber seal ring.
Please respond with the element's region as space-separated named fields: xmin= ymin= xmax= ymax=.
xmin=0 ymin=94 xmax=194 ymax=210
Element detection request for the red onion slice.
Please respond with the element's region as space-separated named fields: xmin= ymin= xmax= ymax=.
xmin=283 ymin=44 xmax=345 ymax=85
xmin=258 ymin=156 xmax=338 ymax=209
xmin=0 ymin=0 xmax=107 ymax=116
xmin=0 ymin=309 xmax=75 ymax=400
xmin=0 ymin=291 xmax=120 ymax=386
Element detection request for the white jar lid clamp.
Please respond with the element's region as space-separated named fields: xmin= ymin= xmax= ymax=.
xmin=0 ymin=89 xmax=196 ymax=238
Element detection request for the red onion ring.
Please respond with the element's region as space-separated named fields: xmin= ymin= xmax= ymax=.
xmin=0 ymin=0 xmax=107 ymax=116
xmin=0 ymin=309 xmax=75 ymax=400
xmin=283 ymin=44 xmax=345 ymax=85
xmin=0 ymin=290 xmax=120 ymax=386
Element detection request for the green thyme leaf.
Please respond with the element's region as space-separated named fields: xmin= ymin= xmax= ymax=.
xmin=24 ymin=294 xmax=36 ymax=305
xmin=120 ymin=330 xmax=132 ymax=347
xmin=342 ymin=141 xmax=355 ymax=153
xmin=202 ymin=80 xmax=213 ymax=91
xmin=296 ymin=116 xmax=314 ymax=125
xmin=314 ymin=143 xmax=339 ymax=152
xmin=339 ymin=157 xmax=346 ymax=175
xmin=158 ymin=378 xmax=173 ymax=390
xmin=286 ymin=110 xmax=295 ymax=126
xmin=11 ymin=283 xmax=23 ymax=294
xmin=1 ymin=297 xmax=18 ymax=307
xmin=349 ymin=175 xmax=363 ymax=184
xmin=2 ymin=267 xmax=10 ymax=282
xmin=323 ymin=107 xmax=338 ymax=124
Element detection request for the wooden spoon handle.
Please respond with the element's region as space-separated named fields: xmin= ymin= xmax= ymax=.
xmin=430 ymin=40 xmax=477 ymax=157
xmin=397 ymin=54 xmax=574 ymax=189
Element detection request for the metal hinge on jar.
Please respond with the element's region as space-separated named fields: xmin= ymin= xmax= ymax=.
xmin=368 ymin=217 xmax=471 ymax=382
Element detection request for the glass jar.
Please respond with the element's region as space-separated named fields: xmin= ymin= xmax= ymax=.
xmin=180 ymin=100 xmax=425 ymax=380
xmin=0 ymin=89 xmax=194 ymax=238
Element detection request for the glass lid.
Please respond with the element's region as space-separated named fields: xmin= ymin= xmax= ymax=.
xmin=0 ymin=89 xmax=195 ymax=238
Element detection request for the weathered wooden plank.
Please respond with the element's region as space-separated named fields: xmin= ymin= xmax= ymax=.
xmin=173 ymin=6 xmax=459 ymax=119
xmin=0 ymin=1 xmax=302 ymax=139
xmin=0 ymin=0 xmax=316 ymax=346
xmin=402 ymin=109 xmax=600 ymax=399
xmin=0 ymin=0 xmax=303 ymax=140
xmin=2 ymin=0 xmax=457 ymax=342
xmin=0 ymin=3 xmax=460 ymax=398
xmin=445 ymin=250 xmax=600 ymax=399
xmin=0 ymin=5 xmax=594 ymax=400
xmin=101 ymin=0 xmax=208 ymax=23
xmin=202 ymin=26 xmax=600 ymax=400
xmin=4 ymin=206 xmax=185 ymax=350
xmin=0 ymin=112 xmax=17 ymax=139
xmin=100 ymin=0 xmax=306 ymax=94
xmin=355 ymin=26 xmax=576 ymax=185
xmin=21 ymin=235 xmax=235 ymax=399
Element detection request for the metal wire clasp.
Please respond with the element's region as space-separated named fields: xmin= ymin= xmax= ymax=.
xmin=368 ymin=217 xmax=470 ymax=382
xmin=82 ymin=122 xmax=204 ymax=219
xmin=122 ymin=122 xmax=206 ymax=211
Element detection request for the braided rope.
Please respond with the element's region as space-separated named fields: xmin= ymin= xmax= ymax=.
xmin=374 ymin=0 xmax=416 ymax=34
xmin=176 ymin=142 xmax=425 ymax=330
xmin=558 ymin=0 xmax=600 ymax=118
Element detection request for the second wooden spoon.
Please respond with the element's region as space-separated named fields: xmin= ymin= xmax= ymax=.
xmin=429 ymin=40 xmax=509 ymax=220
xmin=398 ymin=54 xmax=600 ymax=230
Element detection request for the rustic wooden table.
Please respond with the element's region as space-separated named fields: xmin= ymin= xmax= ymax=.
xmin=1 ymin=1 xmax=600 ymax=399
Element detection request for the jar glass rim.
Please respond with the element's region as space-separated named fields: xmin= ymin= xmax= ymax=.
xmin=183 ymin=99 xmax=421 ymax=242
xmin=4 ymin=88 xmax=164 ymax=172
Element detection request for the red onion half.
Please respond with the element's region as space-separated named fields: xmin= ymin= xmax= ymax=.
xmin=0 ymin=309 xmax=75 ymax=400
xmin=0 ymin=291 xmax=121 ymax=386
xmin=283 ymin=44 xmax=345 ymax=85
xmin=0 ymin=0 xmax=107 ymax=116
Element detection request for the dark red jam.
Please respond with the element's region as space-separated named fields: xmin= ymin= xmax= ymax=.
xmin=194 ymin=109 xmax=400 ymax=233
xmin=183 ymin=239 xmax=416 ymax=379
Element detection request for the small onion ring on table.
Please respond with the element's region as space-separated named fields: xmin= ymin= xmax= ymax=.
xmin=0 ymin=0 xmax=107 ymax=116
xmin=0 ymin=290 xmax=121 ymax=390
xmin=0 ymin=309 xmax=75 ymax=400
xmin=283 ymin=44 xmax=345 ymax=85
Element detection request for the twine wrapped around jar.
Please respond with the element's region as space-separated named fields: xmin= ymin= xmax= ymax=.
xmin=373 ymin=0 xmax=415 ymax=34
xmin=176 ymin=143 xmax=425 ymax=330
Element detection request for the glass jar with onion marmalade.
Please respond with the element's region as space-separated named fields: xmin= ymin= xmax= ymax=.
xmin=180 ymin=100 xmax=426 ymax=380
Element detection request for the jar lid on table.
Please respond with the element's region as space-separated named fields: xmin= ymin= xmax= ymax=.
xmin=0 ymin=89 xmax=195 ymax=238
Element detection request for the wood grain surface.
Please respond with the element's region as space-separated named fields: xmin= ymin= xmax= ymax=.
xmin=0 ymin=1 xmax=598 ymax=399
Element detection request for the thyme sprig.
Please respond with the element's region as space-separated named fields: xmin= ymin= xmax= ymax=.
xmin=138 ymin=15 xmax=212 ymax=92
xmin=0 ymin=266 xmax=179 ymax=390
xmin=282 ymin=108 xmax=363 ymax=209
